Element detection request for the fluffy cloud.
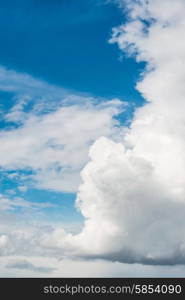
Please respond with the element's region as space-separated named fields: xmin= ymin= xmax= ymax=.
xmin=39 ymin=0 xmax=185 ymax=266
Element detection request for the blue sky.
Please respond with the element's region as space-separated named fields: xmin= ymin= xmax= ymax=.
xmin=0 ymin=0 xmax=144 ymax=100
xmin=0 ymin=0 xmax=144 ymax=225
xmin=1 ymin=0 xmax=185 ymax=278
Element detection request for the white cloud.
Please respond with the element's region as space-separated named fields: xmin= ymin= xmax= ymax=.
xmin=0 ymin=65 xmax=67 ymax=98
xmin=0 ymin=194 xmax=55 ymax=211
xmin=38 ymin=0 xmax=185 ymax=266
xmin=0 ymin=66 xmax=125 ymax=192
xmin=0 ymin=100 xmax=124 ymax=192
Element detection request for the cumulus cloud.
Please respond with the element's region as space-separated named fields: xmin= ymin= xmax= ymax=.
xmin=39 ymin=0 xmax=185 ymax=266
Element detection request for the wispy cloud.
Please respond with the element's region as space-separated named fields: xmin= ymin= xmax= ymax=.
xmin=0 ymin=65 xmax=67 ymax=98
xmin=0 ymin=65 xmax=125 ymax=192
xmin=0 ymin=194 xmax=55 ymax=211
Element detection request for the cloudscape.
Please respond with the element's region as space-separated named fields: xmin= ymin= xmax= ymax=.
xmin=0 ymin=0 xmax=185 ymax=277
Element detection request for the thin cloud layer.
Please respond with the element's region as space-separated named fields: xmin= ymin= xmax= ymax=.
xmin=3 ymin=255 xmax=185 ymax=278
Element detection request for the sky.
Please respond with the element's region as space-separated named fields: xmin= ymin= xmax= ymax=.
xmin=1 ymin=0 xmax=185 ymax=277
